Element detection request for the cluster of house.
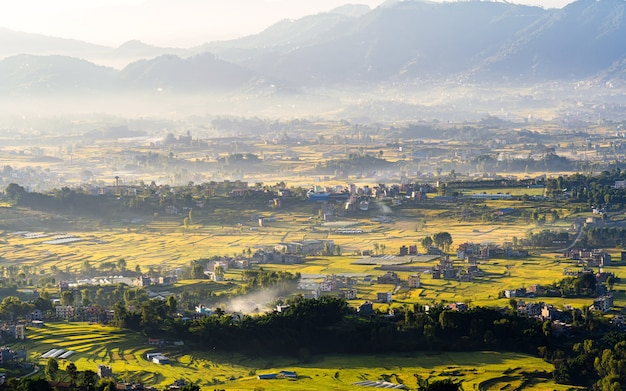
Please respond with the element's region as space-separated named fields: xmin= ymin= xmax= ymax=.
xmin=399 ymin=245 xmax=419 ymax=256
xmin=251 ymin=249 xmax=304 ymax=265
xmin=47 ymin=364 xmax=164 ymax=391
xmin=318 ymin=274 xmax=358 ymax=300
xmin=131 ymin=275 xmax=178 ymax=288
xmin=0 ymin=346 xmax=26 ymax=364
xmin=310 ymin=182 xmax=431 ymax=202
xmin=54 ymin=305 xmax=113 ymax=323
xmin=563 ymin=248 xmax=612 ymax=267
xmin=376 ymin=271 xmax=421 ymax=288
xmin=273 ymin=239 xmax=335 ymax=256
xmin=503 ymin=284 xmax=556 ymax=299
xmin=300 ymin=271 xmax=422 ymax=304
xmin=192 ymin=241 xmax=337 ymax=279
xmin=457 ymin=242 xmax=528 ymax=261
xmin=505 ymin=270 xmax=616 ymax=315
xmin=562 ymin=268 xmax=615 ymax=283
xmin=425 ymin=241 xmax=532 ymax=282
xmin=505 ymin=268 xmax=615 ymax=301
xmin=0 ymin=323 xmax=26 ymax=341
xmin=516 ymin=301 xmax=578 ymax=335
xmin=516 ymin=295 xmax=614 ymax=324
xmin=58 ymin=274 xmax=178 ymax=292
xmin=348 ymin=272 xmax=424 ymax=311
xmin=431 ymin=256 xmax=482 ymax=282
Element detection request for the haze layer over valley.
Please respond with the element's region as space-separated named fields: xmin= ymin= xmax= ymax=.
xmin=0 ymin=0 xmax=624 ymax=122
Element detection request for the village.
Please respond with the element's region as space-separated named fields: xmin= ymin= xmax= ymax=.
xmin=1 ymin=128 xmax=626 ymax=390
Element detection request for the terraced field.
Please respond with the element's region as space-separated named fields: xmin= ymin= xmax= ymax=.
xmin=13 ymin=322 xmax=581 ymax=390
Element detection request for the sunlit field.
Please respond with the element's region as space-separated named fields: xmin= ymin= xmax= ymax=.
xmin=1 ymin=192 xmax=624 ymax=311
xmin=15 ymin=322 xmax=579 ymax=390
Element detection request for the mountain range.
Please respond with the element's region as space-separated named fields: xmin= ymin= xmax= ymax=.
xmin=0 ymin=0 xmax=625 ymax=103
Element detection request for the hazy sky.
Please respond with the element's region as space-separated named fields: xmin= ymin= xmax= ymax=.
xmin=1 ymin=0 xmax=575 ymax=48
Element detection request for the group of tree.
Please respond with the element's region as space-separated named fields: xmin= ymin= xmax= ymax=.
xmin=554 ymin=273 xmax=598 ymax=297
xmin=548 ymin=332 xmax=626 ymax=390
xmin=216 ymin=153 xmax=261 ymax=165
xmin=0 ymin=296 xmax=34 ymax=321
xmin=523 ymin=230 xmax=570 ymax=248
xmin=240 ymin=269 xmax=300 ymax=293
xmin=421 ymin=232 xmax=453 ymax=252
xmin=472 ymin=152 xmax=576 ymax=174
xmin=5 ymin=183 xmax=103 ymax=214
xmin=3 ymin=288 xmax=621 ymax=389
xmin=314 ymin=154 xmax=392 ymax=174
xmin=113 ymin=295 xmax=549 ymax=359
xmin=39 ymin=357 xmax=102 ymax=390
xmin=107 ymin=293 xmax=626 ymax=389
xmin=2 ymin=181 xmax=299 ymax=222
xmin=545 ymin=168 xmax=626 ymax=207
xmin=582 ymin=226 xmax=626 ymax=247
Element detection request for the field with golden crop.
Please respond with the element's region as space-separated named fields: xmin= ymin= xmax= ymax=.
xmin=2 ymin=196 xmax=624 ymax=312
xmin=14 ymin=322 xmax=581 ymax=390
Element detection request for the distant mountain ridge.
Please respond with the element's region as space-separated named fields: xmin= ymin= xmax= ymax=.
xmin=1 ymin=0 xmax=626 ymax=95
xmin=0 ymin=54 xmax=116 ymax=94
xmin=0 ymin=27 xmax=109 ymax=58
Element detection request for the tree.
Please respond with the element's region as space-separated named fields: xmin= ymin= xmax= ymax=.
xmin=97 ymin=377 xmax=117 ymax=391
xmin=61 ymin=290 xmax=75 ymax=306
xmin=214 ymin=265 xmax=225 ymax=280
xmin=0 ymin=296 xmax=31 ymax=321
xmin=34 ymin=296 xmax=53 ymax=313
xmin=335 ymin=245 xmax=342 ymax=256
xmin=191 ymin=262 xmax=205 ymax=279
xmin=606 ymin=276 xmax=616 ymax=291
xmin=17 ymin=378 xmax=53 ymax=391
xmin=45 ymin=357 xmax=59 ymax=380
xmin=421 ymin=236 xmax=433 ymax=252
xmin=417 ymin=377 xmax=461 ymax=391
xmin=79 ymin=369 xmax=98 ymax=390
xmin=183 ymin=217 xmax=190 ymax=229
xmin=66 ymin=362 xmax=78 ymax=385
xmin=323 ymin=241 xmax=332 ymax=256
xmin=81 ymin=289 xmax=92 ymax=306
xmin=433 ymin=232 xmax=453 ymax=252
xmin=166 ymin=295 xmax=178 ymax=315
xmin=5 ymin=183 xmax=26 ymax=201
xmin=140 ymin=299 xmax=167 ymax=330
xmin=113 ymin=301 xmax=128 ymax=328
xmin=117 ymin=258 xmax=127 ymax=272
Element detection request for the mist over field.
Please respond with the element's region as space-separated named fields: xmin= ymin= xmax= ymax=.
xmin=3 ymin=3 xmax=626 ymax=390
xmin=224 ymin=288 xmax=285 ymax=314
xmin=0 ymin=0 xmax=623 ymax=124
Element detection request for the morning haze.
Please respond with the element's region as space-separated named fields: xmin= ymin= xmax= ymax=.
xmin=0 ymin=1 xmax=625 ymax=391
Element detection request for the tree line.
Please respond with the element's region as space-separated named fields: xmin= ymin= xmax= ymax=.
xmin=108 ymin=294 xmax=626 ymax=389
